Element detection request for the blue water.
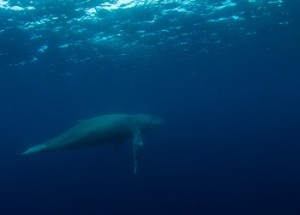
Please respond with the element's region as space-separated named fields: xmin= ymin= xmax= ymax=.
xmin=1 ymin=0 xmax=300 ymax=214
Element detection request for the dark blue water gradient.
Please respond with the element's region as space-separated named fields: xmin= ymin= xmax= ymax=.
xmin=1 ymin=1 xmax=300 ymax=215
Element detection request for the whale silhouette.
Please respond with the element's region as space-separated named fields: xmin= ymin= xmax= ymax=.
xmin=22 ymin=114 xmax=164 ymax=174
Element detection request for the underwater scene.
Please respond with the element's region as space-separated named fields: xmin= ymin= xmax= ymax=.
xmin=0 ymin=0 xmax=300 ymax=214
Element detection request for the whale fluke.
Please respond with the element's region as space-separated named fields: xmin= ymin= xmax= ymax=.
xmin=22 ymin=144 xmax=47 ymax=155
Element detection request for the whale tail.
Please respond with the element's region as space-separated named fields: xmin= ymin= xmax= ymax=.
xmin=22 ymin=144 xmax=46 ymax=155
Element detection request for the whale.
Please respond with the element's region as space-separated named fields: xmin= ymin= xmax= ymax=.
xmin=22 ymin=114 xmax=164 ymax=174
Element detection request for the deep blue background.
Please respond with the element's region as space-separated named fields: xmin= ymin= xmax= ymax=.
xmin=1 ymin=2 xmax=300 ymax=214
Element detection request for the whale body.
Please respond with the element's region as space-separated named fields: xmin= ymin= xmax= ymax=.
xmin=22 ymin=114 xmax=163 ymax=174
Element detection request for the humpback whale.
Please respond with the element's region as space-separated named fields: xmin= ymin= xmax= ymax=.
xmin=22 ymin=114 xmax=163 ymax=174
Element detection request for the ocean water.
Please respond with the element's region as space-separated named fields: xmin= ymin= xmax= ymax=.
xmin=1 ymin=0 xmax=300 ymax=214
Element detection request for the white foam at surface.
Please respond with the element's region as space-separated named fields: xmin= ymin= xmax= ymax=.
xmin=0 ymin=0 xmax=8 ymax=8
xmin=10 ymin=6 xmax=24 ymax=11
xmin=59 ymin=44 xmax=70 ymax=49
xmin=37 ymin=45 xmax=48 ymax=53
xmin=0 ymin=0 xmax=290 ymax=64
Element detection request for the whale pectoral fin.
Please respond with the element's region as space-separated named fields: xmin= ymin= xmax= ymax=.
xmin=133 ymin=129 xmax=143 ymax=175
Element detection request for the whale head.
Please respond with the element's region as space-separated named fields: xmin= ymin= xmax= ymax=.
xmin=134 ymin=114 xmax=164 ymax=131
